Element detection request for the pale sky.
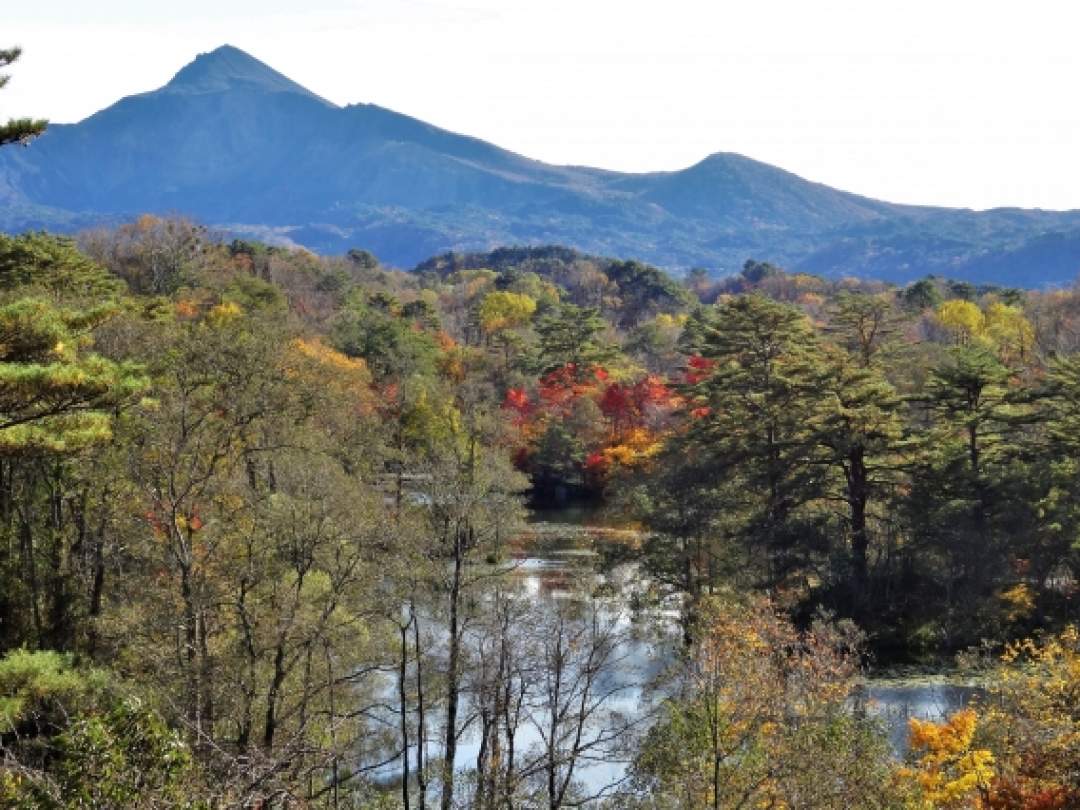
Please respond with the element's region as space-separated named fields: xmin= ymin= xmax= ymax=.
xmin=4 ymin=0 xmax=1080 ymax=211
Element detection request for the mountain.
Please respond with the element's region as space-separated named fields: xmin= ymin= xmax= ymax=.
xmin=3 ymin=44 xmax=1080 ymax=286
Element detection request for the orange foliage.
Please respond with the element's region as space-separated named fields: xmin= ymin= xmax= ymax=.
xmin=502 ymin=388 xmax=532 ymax=427
xmin=174 ymin=298 xmax=201 ymax=320
xmin=505 ymin=363 xmax=680 ymax=480
xmin=285 ymin=338 xmax=374 ymax=416
xmin=897 ymin=709 xmax=995 ymax=808
xmin=985 ymin=780 xmax=1074 ymax=810
xmin=291 ymin=338 xmax=369 ymax=375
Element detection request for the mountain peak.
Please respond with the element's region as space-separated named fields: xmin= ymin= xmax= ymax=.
xmin=162 ymin=45 xmax=335 ymax=106
xmin=688 ymin=152 xmax=781 ymax=174
xmin=5 ymin=45 xmax=1080 ymax=285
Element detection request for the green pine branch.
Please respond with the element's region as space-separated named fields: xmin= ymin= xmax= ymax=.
xmin=1 ymin=46 xmax=47 ymax=146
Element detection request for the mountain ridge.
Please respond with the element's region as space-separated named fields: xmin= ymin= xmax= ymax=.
xmin=2 ymin=44 xmax=1079 ymax=286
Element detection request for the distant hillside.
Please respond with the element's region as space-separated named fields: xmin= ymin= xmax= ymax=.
xmin=416 ymin=245 xmax=693 ymax=328
xmin=2 ymin=45 xmax=1080 ymax=286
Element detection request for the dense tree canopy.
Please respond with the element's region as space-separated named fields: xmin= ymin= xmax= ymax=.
xmin=0 ymin=218 xmax=1077 ymax=807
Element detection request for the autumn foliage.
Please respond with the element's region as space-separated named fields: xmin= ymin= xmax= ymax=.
xmin=896 ymin=627 xmax=1080 ymax=810
xmin=503 ymin=362 xmax=679 ymax=485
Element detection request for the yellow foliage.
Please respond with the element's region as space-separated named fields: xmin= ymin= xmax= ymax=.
xmin=937 ymin=300 xmax=986 ymax=345
xmin=601 ymin=427 xmax=663 ymax=467
xmin=207 ymin=301 xmax=243 ymax=326
xmin=987 ymin=626 xmax=1080 ymax=787
xmin=791 ymin=273 xmax=826 ymax=290
xmin=291 ymin=338 xmax=369 ymax=376
xmin=934 ymin=299 xmax=1034 ymax=361
xmin=898 ymin=708 xmax=995 ymax=808
xmin=478 ymin=290 xmax=537 ymax=334
xmin=654 ymin=312 xmax=688 ymax=329
xmin=998 ymin=583 xmax=1036 ymax=622
xmin=284 ymin=338 xmax=374 ymax=415
xmin=984 ymin=302 xmax=1034 ymax=363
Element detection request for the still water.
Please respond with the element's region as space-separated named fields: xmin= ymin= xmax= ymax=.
xmin=374 ymin=513 xmax=977 ymax=798
xmin=514 ymin=515 xmax=979 ymax=762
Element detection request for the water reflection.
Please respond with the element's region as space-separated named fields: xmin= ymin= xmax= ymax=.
xmin=852 ymin=682 xmax=982 ymax=754
xmin=514 ymin=520 xmax=984 ymax=764
xmin=373 ymin=517 xmax=981 ymax=800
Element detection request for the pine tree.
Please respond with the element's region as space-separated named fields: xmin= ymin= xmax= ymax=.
xmin=815 ymin=349 xmax=904 ymax=599
xmin=924 ymin=345 xmax=1013 ymax=481
xmin=682 ymin=295 xmax=830 ymax=583
xmin=1030 ymin=354 xmax=1080 ymax=581
xmin=0 ymin=236 xmax=145 ymax=455
xmin=905 ymin=346 xmax=1025 ymax=644
xmin=0 ymin=47 xmax=47 ymax=147
xmin=530 ymin=302 xmax=614 ymax=376
xmin=0 ymin=298 xmax=144 ymax=454
xmin=0 ymin=239 xmax=144 ymax=651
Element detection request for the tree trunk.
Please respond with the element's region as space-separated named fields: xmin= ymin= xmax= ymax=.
xmin=399 ymin=618 xmax=412 ymax=810
xmin=263 ymin=642 xmax=286 ymax=748
xmin=847 ymin=446 xmax=871 ymax=600
xmin=413 ymin=603 xmax=428 ymax=809
xmin=87 ymin=494 xmax=108 ymax=657
xmin=440 ymin=527 xmax=465 ymax=810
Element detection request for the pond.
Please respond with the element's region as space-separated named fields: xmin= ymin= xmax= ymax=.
xmin=514 ymin=514 xmax=981 ymax=765
xmin=374 ymin=511 xmax=979 ymax=800
xmin=853 ymin=681 xmax=983 ymax=754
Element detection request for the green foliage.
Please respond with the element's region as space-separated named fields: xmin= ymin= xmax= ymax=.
xmin=0 ymin=650 xmax=108 ymax=736
xmin=1 ymin=215 xmax=1079 ymax=806
xmin=0 ymin=232 xmax=124 ymax=299
xmin=827 ymin=291 xmax=898 ymax=366
xmin=0 ymin=650 xmax=204 ymax=809
xmin=815 ymin=349 xmax=905 ymax=597
xmin=740 ymin=258 xmax=782 ymax=285
xmin=346 ymin=247 xmax=380 ymax=269
xmin=902 ymin=277 xmax=944 ymax=311
xmin=0 ymin=297 xmax=146 ymax=454
xmin=0 ymin=47 xmax=47 ymax=147
xmin=681 ymin=295 xmax=830 ymax=581
xmin=530 ymin=302 xmax=614 ymax=376
xmin=222 ymin=272 xmax=286 ymax=312
xmin=531 ymin=421 xmax=586 ymax=487
xmin=604 ymin=259 xmax=693 ymax=326
xmin=923 ymin=345 xmax=1014 ymax=474
xmin=417 ymin=246 xmax=686 ymax=328
xmin=333 ymin=292 xmax=440 ymax=379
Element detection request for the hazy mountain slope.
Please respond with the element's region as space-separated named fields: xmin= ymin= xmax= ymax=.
xmin=2 ymin=44 xmax=1080 ymax=285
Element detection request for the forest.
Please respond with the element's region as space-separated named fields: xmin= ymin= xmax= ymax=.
xmin=0 ymin=212 xmax=1076 ymax=809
